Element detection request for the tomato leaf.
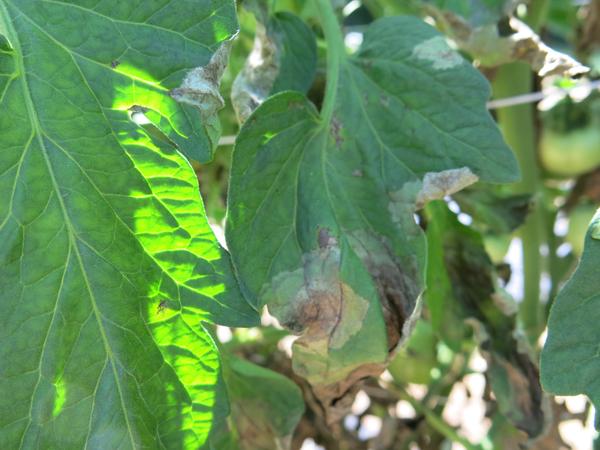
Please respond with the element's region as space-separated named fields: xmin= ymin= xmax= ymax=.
xmin=453 ymin=186 xmax=531 ymax=234
xmin=0 ymin=0 xmax=258 ymax=447
xmin=541 ymin=209 xmax=600 ymax=427
xmin=211 ymin=356 xmax=305 ymax=450
xmin=232 ymin=1 xmax=317 ymax=123
xmin=227 ymin=15 xmax=518 ymax=418
xmin=425 ymin=201 xmax=546 ymax=437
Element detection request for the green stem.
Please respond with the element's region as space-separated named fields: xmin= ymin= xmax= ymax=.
xmin=315 ymin=0 xmax=345 ymax=124
xmin=395 ymin=387 xmax=483 ymax=450
xmin=491 ymin=0 xmax=549 ymax=346
xmin=493 ymin=63 xmax=545 ymax=345
xmin=525 ymin=0 xmax=550 ymax=32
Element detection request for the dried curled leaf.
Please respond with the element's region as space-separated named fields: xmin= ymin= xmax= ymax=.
xmin=232 ymin=23 xmax=279 ymax=123
xmin=415 ymin=167 xmax=479 ymax=209
xmin=429 ymin=8 xmax=589 ymax=77
xmin=171 ymin=41 xmax=230 ymax=119
xmin=232 ymin=8 xmax=317 ymax=123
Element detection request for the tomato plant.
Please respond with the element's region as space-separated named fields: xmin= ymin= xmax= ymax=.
xmin=0 ymin=0 xmax=598 ymax=449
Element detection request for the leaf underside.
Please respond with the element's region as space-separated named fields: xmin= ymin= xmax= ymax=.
xmin=226 ymin=15 xmax=518 ymax=418
xmin=0 ymin=0 xmax=258 ymax=448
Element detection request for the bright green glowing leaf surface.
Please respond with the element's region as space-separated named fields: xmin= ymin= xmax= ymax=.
xmin=227 ymin=16 xmax=517 ymax=414
xmin=0 ymin=0 xmax=258 ymax=447
xmin=541 ymin=209 xmax=600 ymax=427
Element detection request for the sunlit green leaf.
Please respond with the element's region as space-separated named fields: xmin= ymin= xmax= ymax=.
xmin=0 ymin=0 xmax=258 ymax=447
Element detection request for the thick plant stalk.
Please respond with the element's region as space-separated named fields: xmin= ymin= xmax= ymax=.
xmin=492 ymin=0 xmax=549 ymax=346
xmin=315 ymin=0 xmax=345 ymax=124
xmin=493 ymin=63 xmax=544 ymax=344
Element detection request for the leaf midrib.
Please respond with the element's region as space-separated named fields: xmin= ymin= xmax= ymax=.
xmin=4 ymin=0 xmax=255 ymax=326
xmin=0 ymin=2 xmax=138 ymax=447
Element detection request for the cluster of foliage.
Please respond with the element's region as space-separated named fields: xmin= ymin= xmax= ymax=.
xmin=1 ymin=0 xmax=599 ymax=448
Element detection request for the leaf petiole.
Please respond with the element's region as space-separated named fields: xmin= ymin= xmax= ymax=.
xmin=314 ymin=0 xmax=345 ymax=125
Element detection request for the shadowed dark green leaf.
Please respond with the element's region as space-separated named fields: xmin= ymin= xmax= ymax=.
xmin=453 ymin=186 xmax=531 ymax=234
xmin=0 ymin=0 xmax=259 ymax=447
xmin=541 ymin=209 xmax=600 ymax=428
xmin=211 ymin=356 xmax=305 ymax=450
xmin=226 ymin=15 xmax=518 ymax=417
xmin=425 ymin=201 xmax=545 ymax=437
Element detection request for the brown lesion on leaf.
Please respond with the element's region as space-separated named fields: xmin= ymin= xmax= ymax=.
xmin=426 ymin=6 xmax=588 ymax=77
xmin=444 ymin=227 xmax=547 ymax=438
xmin=317 ymin=227 xmax=337 ymax=250
xmin=347 ymin=230 xmax=422 ymax=351
xmin=491 ymin=351 xmax=545 ymax=437
xmin=231 ymin=22 xmax=280 ymax=123
xmin=262 ymin=227 xmax=422 ymax=424
xmin=170 ymin=41 xmax=231 ymax=120
xmin=330 ymin=116 xmax=343 ymax=147
xmin=415 ymin=167 xmax=479 ymax=209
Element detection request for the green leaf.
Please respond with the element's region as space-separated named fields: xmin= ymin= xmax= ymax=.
xmin=232 ymin=3 xmax=317 ymax=123
xmin=211 ymin=356 xmax=305 ymax=450
xmin=452 ymin=185 xmax=531 ymax=234
xmin=227 ymin=15 xmax=517 ymax=416
xmin=425 ymin=201 xmax=546 ymax=437
xmin=388 ymin=320 xmax=438 ymax=385
xmin=0 ymin=0 xmax=258 ymax=447
xmin=541 ymin=208 xmax=600 ymax=427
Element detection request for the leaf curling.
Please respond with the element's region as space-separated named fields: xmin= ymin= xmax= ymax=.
xmin=232 ymin=22 xmax=279 ymax=123
xmin=415 ymin=167 xmax=479 ymax=209
xmin=428 ymin=8 xmax=589 ymax=77
xmin=171 ymin=40 xmax=231 ymax=120
xmin=231 ymin=8 xmax=317 ymax=124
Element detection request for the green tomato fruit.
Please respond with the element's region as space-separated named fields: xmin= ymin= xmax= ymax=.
xmin=566 ymin=203 xmax=598 ymax=256
xmin=540 ymin=127 xmax=600 ymax=177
